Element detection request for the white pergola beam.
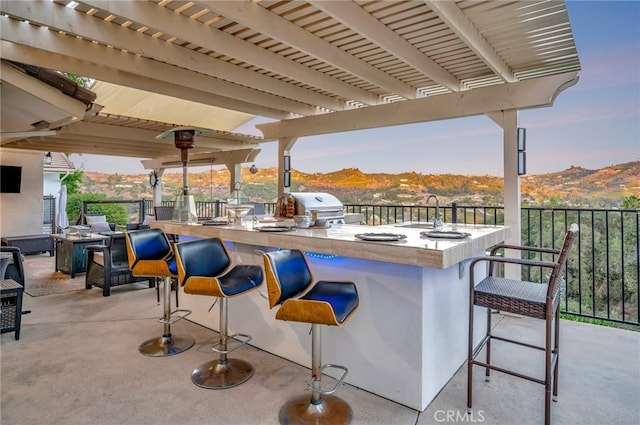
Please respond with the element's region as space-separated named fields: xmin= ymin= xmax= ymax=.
xmin=425 ymin=0 xmax=516 ymax=83
xmin=258 ymin=72 xmax=578 ymax=139
xmin=58 ymin=122 xmax=259 ymax=151
xmin=27 ymin=0 xmax=348 ymax=113
xmin=141 ymin=148 xmax=261 ymax=170
xmin=0 ymin=39 xmax=289 ymax=120
xmin=200 ymin=0 xmax=416 ymax=100
xmin=0 ymin=16 xmax=313 ymax=117
xmin=9 ymin=138 xmax=176 ymax=157
xmin=314 ymin=1 xmax=460 ymax=92
xmin=10 ymin=129 xmax=258 ymax=158
xmin=81 ymin=0 xmax=377 ymax=108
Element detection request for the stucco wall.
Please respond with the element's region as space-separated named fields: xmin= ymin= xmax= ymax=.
xmin=0 ymin=149 xmax=45 ymax=237
xmin=44 ymin=172 xmax=62 ymax=198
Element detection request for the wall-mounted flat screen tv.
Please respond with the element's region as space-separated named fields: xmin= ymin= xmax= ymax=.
xmin=0 ymin=165 xmax=23 ymax=193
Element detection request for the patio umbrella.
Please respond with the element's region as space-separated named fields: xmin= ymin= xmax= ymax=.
xmin=57 ymin=185 xmax=69 ymax=230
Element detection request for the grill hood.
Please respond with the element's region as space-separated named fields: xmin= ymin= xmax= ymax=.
xmin=291 ymin=192 xmax=344 ymax=220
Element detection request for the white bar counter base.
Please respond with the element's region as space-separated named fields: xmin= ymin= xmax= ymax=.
xmin=152 ymin=220 xmax=509 ymax=411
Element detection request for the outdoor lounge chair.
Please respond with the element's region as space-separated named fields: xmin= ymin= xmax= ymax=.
xmin=85 ymin=233 xmax=155 ymax=297
xmin=1 ymin=246 xmax=25 ymax=286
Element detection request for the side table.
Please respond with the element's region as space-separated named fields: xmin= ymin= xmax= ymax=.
xmin=51 ymin=234 xmax=109 ymax=278
xmin=1 ymin=279 xmax=24 ymax=340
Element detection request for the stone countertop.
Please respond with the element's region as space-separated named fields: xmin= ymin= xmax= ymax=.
xmin=152 ymin=221 xmax=509 ymax=269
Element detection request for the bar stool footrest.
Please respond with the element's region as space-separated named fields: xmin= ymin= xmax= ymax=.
xmin=211 ymin=332 xmax=252 ymax=355
xmin=308 ymin=363 xmax=349 ymax=396
xmin=158 ymin=308 xmax=192 ymax=325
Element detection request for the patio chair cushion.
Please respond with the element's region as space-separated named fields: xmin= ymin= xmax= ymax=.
xmin=90 ymin=221 xmax=112 ymax=233
xmin=85 ymin=215 xmax=107 ymax=225
xmin=92 ymin=251 xmax=105 ymax=267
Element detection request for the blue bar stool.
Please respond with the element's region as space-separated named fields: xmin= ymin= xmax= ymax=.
xmin=263 ymin=249 xmax=359 ymax=425
xmin=125 ymin=228 xmax=194 ymax=357
xmin=175 ymin=238 xmax=263 ymax=389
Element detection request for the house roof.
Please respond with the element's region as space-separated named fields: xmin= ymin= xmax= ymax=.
xmin=43 ymin=152 xmax=76 ymax=173
xmin=0 ymin=0 xmax=581 ymax=162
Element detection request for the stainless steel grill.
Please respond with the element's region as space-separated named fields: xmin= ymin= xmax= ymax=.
xmin=290 ymin=192 xmax=345 ymax=224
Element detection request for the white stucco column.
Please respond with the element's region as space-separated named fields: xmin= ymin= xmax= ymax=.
xmin=503 ymin=110 xmax=521 ymax=246
xmin=226 ymin=163 xmax=242 ymax=194
xmin=487 ymin=109 xmax=521 ymax=279
xmin=152 ymin=169 xmax=165 ymax=207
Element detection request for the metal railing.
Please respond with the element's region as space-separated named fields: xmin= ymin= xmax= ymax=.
xmin=343 ymin=202 xmax=639 ymax=327
xmin=132 ymin=199 xmax=638 ymax=327
xmin=143 ymin=199 xmax=230 ymax=220
xmin=43 ymin=195 xmax=55 ymax=234
xmin=81 ymin=200 xmax=145 ymax=224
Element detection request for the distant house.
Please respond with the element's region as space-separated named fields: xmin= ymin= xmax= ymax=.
xmin=43 ymin=152 xmax=76 ymax=198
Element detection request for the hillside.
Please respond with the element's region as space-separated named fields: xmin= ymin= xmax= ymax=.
xmin=79 ymin=161 xmax=639 ymax=208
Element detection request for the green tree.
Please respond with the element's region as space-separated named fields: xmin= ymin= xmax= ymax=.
xmin=61 ymin=170 xmax=84 ymax=195
xmin=63 ymin=73 xmax=93 ymax=88
xmin=621 ymin=195 xmax=640 ymax=209
xmin=66 ymin=193 xmax=130 ymax=225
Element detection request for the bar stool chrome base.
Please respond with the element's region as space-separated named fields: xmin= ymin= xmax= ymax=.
xmin=138 ymin=334 xmax=195 ymax=357
xmin=279 ymin=394 xmax=353 ymax=425
xmin=191 ymin=358 xmax=254 ymax=389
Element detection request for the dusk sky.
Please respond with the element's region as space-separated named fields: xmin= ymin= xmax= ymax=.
xmin=70 ymin=0 xmax=640 ymax=177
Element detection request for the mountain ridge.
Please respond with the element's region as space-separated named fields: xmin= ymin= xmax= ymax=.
xmin=81 ymin=161 xmax=639 ymax=208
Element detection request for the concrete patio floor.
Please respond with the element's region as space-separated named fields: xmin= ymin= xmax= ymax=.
xmin=2 ymin=282 xmax=638 ymax=425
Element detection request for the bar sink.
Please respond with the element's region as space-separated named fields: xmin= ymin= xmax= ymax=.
xmin=421 ymin=230 xmax=471 ymax=239
xmin=395 ymin=222 xmax=434 ymax=229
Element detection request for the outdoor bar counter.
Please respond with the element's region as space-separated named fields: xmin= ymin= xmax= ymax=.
xmin=152 ymin=220 xmax=509 ymax=410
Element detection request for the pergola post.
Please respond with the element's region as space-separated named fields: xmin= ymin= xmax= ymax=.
xmin=487 ymin=109 xmax=521 ymax=280
xmin=152 ymin=169 xmax=164 ymax=207
xmin=226 ymin=163 xmax=242 ymax=194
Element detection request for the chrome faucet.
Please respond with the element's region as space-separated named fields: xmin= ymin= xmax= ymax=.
xmin=426 ymin=195 xmax=443 ymax=231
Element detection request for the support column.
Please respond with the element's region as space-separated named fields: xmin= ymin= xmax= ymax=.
xmin=487 ymin=109 xmax=521 ymax=279
xmin=226 ymin=163 xmax=242 ymax=194
xmin=152 ymin=169 xmax=165 ymax=207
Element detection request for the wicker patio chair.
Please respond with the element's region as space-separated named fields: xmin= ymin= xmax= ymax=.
xmin=85 ymin=233 xmax=155 ymax=297
xmin=1 ymin=246 xmax=25 ymax=286
xmin=153 ymin=206 xmax=174 ymax=220
xmin=467 ymin=223 xmax=579 ymax=425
